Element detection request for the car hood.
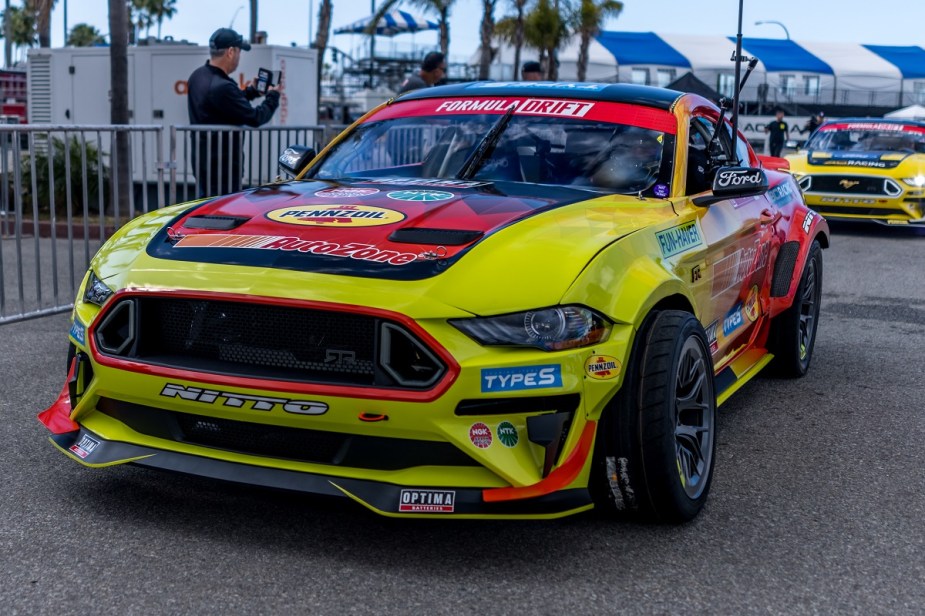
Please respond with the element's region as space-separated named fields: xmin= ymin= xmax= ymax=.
xmin=799 ymin=149 xmax=915 ymax=170
xmin=94 ymin=178 xmax=677 ymax=316
xmin=145 ymin=178 xmax=649 ymax=281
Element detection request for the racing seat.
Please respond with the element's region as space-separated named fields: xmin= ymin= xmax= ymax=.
xmin=686 ymin=144 xmax=712 ymax=194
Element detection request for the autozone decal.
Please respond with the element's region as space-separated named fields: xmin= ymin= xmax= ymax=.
xmin=711 ymin=241 xmax=770 ymax=298
xmin=435 ymin=98 xmax=595 ymax=118
xmin=173 ymin=234 xmax=419 ymax=265
xmin=160 ymin=383 xmax=329 ymax=415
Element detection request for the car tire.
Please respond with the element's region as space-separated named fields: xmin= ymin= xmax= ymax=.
xmin=769 ymin=240 xmax=822 ymax=378
xmin=591 ymin=310 xmax=716 ymax=523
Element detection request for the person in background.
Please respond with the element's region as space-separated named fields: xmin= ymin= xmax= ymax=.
xmin=764 ymin=107 xmax=789 ymax=157
xmin=804 ymin=111 xmax=824 ymax=136
xmin=187 ymin=27 xmax=280 ymax=197
xmin=521 ymin=61 xmax=543 ymax=81
xmin=397 ymin=51 xmax=447 ymax=94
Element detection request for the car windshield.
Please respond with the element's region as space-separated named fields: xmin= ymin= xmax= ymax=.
xmin=807 ymin=122 xmax=925 ymax=153
xmin=306 ymin=98 xmax=676 ymax=196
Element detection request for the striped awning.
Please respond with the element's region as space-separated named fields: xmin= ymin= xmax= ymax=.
xmin=334 ymin=10 xmax=439 ymax=37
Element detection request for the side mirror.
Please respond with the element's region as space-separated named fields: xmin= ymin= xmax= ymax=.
xmin=278 ymin=145 xmax=316 ymax=178
xmin=693 ymin=166 xmax=769 ymax=207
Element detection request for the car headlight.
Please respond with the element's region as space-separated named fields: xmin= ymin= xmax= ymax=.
xmin=902 ymin=175 xmax=925 ymax=187
xmin=451 ymin=305 xmax=611 ymax=351
xmin=83 ymin=270 xmax=114 ymax=306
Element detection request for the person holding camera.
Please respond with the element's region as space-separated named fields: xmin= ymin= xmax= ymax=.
xmin=187 ymin=27 xmax=280 ymax=197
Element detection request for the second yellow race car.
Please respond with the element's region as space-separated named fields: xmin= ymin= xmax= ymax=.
xmin=787 ymin=118 xmax=925 ymax=226
xmin=40 ymin=82 xmax=828 ymax=523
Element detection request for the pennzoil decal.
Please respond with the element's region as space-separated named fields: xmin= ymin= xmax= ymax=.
xmin=173 ymin=234 xmax=419 ymax=266
xmin=585 ymin=355 xmax=620 ymax=380
xmin=655 ymin=220 xmax=703 ymax=259
xmin=266 ymin=205 xmax=405 ymax=227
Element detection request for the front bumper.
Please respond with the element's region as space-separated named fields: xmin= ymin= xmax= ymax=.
xmin=48 ymin=425 xmax=594 ymax=519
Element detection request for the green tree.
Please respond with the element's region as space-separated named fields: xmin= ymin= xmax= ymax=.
xmin=524 ymin=0 xmax=569 ymax=79
xmin=67 ymin=23 xmax=105 ymax=47
xmin=0 ymin=5 xmax=37 ymax=62
xmin=29 ymin=0 xmax=56 ymax=48
xmin=493 ymin=0 xmax=529 ymax=80
xmin=573 ymin=0 xmax=622 ymax=82
xmin=22 ymin=136 xmax=110 ymax=215
xmin=131 ymin=0 xmax=177 ymax=40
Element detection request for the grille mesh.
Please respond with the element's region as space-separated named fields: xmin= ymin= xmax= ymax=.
xmin=807 ymin=175 xmax=887 ymax=195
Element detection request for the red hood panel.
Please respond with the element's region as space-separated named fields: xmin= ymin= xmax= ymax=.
xmin=150 ymin=179 xmax=591 ymax=279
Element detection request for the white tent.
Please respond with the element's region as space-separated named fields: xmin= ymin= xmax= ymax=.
xmin=885 ymin=104 xmax=925 ymax=120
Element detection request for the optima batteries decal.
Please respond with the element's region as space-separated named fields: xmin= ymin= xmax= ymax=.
xmin=656 ymin=220 xmax=703 ymax=259
xmin=398 ymin=489 xmax=456 ymax=513
xmin=266 ymin=205 xmax=405 ymax=227
xmin=481 ymin=365 xmax=562 ymax=392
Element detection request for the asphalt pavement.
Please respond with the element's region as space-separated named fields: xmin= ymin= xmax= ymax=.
xmin=1 ymin=222 xmax=923 ymax=614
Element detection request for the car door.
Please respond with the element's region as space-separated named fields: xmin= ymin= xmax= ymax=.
xmin=680 ymin=113 xmax=774 ymax=365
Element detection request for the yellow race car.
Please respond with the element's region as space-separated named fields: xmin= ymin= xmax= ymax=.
xmin=40 ymin=82 xmax=828 ymax=522
xmin=787 ymin=118 xmax=925 ymax=226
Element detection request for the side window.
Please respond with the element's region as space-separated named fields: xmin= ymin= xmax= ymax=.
xmin=686 ymin=117 xmax=723 ymax=195
xmin=724 ymin=122 xmax=752 ymax=166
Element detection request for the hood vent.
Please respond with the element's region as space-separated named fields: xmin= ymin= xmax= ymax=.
xmin=388 ymin=228 xmax=483 ymax=245
xmin=182 ymin=215 xmax=251 ymax=230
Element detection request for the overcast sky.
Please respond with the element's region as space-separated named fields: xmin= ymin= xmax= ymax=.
xmin=47 ymin=0 xmax=925 ymax=61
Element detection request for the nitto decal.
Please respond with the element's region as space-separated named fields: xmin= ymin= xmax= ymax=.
xmin=469 ymin=422 xmax=493 ymax=448
xmin=705 ymin=320 xmax=719 ymax=353
xmin=819 ymin=197 xmax=876 ymax=204
xmin=722 ymin=305 xmax=744 ymax=336
xmin=585 ymin=355 xmax=620 ymax=380
xmin=744 ymin=285 xmax=761 ymax=322
xmin=314 ymin=187 xmax=380 ymax=198
xmin=160 ymin=383 xmax=328 ymax=415
xmin=802 ymin=211 xmax=816 ymax=233
xmin=481 ymin=365 xmax=562 ymax=392
xmin=386 ymin=190 xmax=454 ymax=202
xmin=173 ymin=234 xmax=419 ymax=266
xmin=398 ymin=489 xmax=456 ymax=513
xmin=69 ymin=434 xmax=100 ymax=459
xmin=69 ymin=319 xmax=86 ymax=345
xmin=656 ymin=221 xmax=703 ymax=259
xmin=266 ymin=205 xmax=405 ymax=227
xmin=497 ymin=421 xmax=519 ymax=448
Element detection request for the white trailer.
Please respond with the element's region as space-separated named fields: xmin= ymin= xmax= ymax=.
xmin=26 ymin=43 xmax=318 ymax=186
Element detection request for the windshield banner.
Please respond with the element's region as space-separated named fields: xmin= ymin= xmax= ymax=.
xmin=820 ymin=122 xmax=925 ymax=134
xmin=371 ymin=98 xmax=677 ymax=134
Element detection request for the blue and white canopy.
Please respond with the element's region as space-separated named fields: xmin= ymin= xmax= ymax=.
xmin=334 ymin=10 xmax=439 ymax=37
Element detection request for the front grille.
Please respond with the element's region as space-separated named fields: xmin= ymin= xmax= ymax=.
xmin=806 ymin=175 xmax=890 ymax=195
xmin=94 ymin=296 xmax=445 ymax=390
xmin=98 ymin=397 xmax=478 ymax=470
xmin=814 ymin=205 xmax=908 ymax=217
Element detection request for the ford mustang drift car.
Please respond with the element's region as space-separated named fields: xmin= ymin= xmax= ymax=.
xmin=787 ymin=118 xmax=925 ymax=225
xmin=40 ymin=82 xmax=829 ymax=522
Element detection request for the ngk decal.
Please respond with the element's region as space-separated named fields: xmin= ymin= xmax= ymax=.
xmin=435 ymin=98 xmax=594 ymax=118
xmin=160 ymin=383 xmax=328 ymax=415
xmin=173 ymin=234 xmax=419 ymax=266
xmin=469 ymin=422 xmax=493 ymax=448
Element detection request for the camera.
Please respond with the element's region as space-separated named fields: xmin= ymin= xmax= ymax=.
xmin=255 ymin=68 xmax=281 ymax=95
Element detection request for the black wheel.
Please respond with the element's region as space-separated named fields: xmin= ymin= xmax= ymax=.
xmin=591 ymin=310 xmax=716 ymax=523
xmin=769 ymin=240 xmax=822 ymax=378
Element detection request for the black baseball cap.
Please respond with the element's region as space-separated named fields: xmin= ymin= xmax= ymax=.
xmin=522 ymin=61 xmax=541 ymax=73
xmin=209 ymin=28 xmax=251 ymax=51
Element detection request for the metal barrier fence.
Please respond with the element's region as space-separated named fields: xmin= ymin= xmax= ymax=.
xmin=0 ymin=122 xmax=347 ymax=324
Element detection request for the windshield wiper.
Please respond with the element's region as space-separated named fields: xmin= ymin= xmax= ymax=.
xmin=456 ymin=104 xmax=516 ymax=180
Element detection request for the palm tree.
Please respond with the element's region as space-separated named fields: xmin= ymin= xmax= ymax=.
xmin=249 ymin=0 xmax=257 ymax=43
xmin=573 ymin=0 xmax=622 ymax=82
xmin=313 ymin=0 xmax=332 ymax=122
xmin=147 ymin=0 xmax=178 ymax=39
xmin=478 ymin=0 xmax=496 ymax=80
xmin=67 ymin=22 xmax=105 ymax=47
xmin=131 ymin=0 xmax=154 ymax=39
xmin=1 ymin=5 xmax=36 ymax=62
xmin=524 ymin=0 xmax=569 ymax=79
xmin=493 ymin=0 xmax=528 ymax=80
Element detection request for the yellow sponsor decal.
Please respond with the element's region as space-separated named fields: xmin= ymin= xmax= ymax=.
xmin=744 ymin=285 xmax=761 ymax=322
xmin=266 ymin=205 xmax=406 ymax=227
xmin=585 ymin=354 xmax=621 ymax=380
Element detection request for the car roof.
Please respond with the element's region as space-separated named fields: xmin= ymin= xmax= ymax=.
xmin=821 ymin=117 xmax=925 ymax=129
xmin=395 ymin=81 xmax=685 ymax=111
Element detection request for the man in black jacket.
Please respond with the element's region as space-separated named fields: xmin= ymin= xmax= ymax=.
xmin=188 ymin=28 xmax=280 ymax=197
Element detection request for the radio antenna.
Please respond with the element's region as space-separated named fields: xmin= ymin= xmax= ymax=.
xmin=730 ymin=0 xmax=745 ymax=158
